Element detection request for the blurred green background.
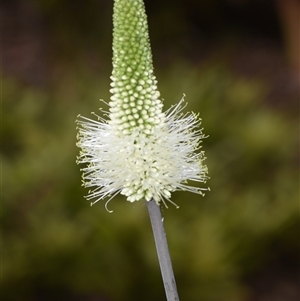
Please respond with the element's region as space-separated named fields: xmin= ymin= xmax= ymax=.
xmin=2 ymin=0 xmax=299 ymax=300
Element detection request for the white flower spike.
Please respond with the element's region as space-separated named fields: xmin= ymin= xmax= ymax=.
xmin=76 ymin=0 xmax=209 ymax=210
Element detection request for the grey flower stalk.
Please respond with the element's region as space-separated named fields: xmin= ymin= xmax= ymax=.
xmin=147 ymin=198 xmax=180 ymax=300
xmin=76 ymin=0 xmax=209 ymax=300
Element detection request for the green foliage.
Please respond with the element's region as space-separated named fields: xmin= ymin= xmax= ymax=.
xmin=2 ymin=62 xmax=298 ymax=301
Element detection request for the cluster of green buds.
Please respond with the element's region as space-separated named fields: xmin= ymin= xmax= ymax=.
xmin=109 ymin=0 xmax=164 ymax=135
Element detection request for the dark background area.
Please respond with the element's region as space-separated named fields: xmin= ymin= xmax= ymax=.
xmin=2 ymin=0 xmax=299 ymax=300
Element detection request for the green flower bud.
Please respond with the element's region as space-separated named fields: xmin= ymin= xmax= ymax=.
xmin=109 ymin=0 xmax=164 ymax=135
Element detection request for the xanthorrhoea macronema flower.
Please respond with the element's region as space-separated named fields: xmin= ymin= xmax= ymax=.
xmin=76 ymin=0 xmax=209 ymax=211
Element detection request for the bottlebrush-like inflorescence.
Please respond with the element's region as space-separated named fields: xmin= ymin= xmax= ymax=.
xmin=76 ymin=0 xmax=209 ymax=211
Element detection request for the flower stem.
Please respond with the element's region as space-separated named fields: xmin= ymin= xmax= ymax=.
xmin=147 ymin=199 xmax=180 ymax=301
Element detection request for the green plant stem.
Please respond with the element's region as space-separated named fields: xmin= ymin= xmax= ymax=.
xmin=147 ymin=199 xmax=180 ymax=301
